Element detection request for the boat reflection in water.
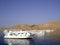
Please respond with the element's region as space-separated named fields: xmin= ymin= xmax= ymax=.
xmin=4 ymin=39 xmax=33 ymax=45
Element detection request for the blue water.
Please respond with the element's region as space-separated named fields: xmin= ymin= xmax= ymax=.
xmin=0 ymin=31 xmax=60 ymax=45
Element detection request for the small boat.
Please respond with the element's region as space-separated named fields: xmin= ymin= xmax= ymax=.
xmin=4 ymin=30 xmax=32 ymax=39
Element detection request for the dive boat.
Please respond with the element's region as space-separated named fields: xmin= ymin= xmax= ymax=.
xmin=4 ymin=30 xmax=32 ymax=39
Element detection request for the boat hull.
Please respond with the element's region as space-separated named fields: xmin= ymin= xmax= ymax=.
xmin=4 ymin=36 xmax=32 ymax=39
xmin=4 ymin=37 xmax=32 ymax=39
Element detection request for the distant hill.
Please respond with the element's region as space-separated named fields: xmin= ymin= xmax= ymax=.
xmin=38 ymin=21 xmax=60 ymax=30
xmin=0 ymin=20 xmax=60 ymax=30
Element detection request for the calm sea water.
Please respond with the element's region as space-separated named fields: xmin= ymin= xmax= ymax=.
xmin=0 ymin=31 xmax=60 ymax=45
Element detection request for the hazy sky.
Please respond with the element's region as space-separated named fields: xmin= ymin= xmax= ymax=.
xmin=0 ymin=0 xmax=60 ymax=27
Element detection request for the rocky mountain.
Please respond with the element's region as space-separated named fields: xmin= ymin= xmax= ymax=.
xmin=0 ymin=21 xmax=60 ymax=30
xmin=38 ymin=21 xmax=60 ymax=30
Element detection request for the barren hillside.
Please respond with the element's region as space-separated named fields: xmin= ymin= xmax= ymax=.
xmin=0 ymin=21 xmax=60 ymax=30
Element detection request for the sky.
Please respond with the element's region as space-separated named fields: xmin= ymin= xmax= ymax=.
xmin=0 ymin=0 xmax=60 ymax=27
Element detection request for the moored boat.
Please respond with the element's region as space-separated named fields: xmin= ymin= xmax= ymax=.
xmin=4 ymin=30 xmax=32 ymax=39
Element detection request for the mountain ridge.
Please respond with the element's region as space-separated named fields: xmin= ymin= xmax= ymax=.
xmin=0 ymin=20 xmax=60 ymax=30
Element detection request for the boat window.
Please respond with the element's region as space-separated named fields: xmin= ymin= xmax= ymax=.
xmin=13 ymin=33 xmax=17 ymax=36
xmin=10 ymin=33 xmax=17 ymax=36
xmin=18 ymin=33 xmax=20 ymax=34
xmin=10 ymin=33 xmax=13 ymax=35
xmin=21 ymin=33 xmax=23 ymax=34
xmin=25 ymin=33 xmax=27 ymax=36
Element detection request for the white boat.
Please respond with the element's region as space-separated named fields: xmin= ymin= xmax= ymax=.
xmin=4 ymin=30 xmax=32 ymax=39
